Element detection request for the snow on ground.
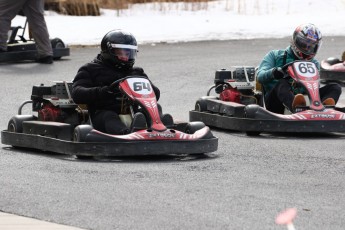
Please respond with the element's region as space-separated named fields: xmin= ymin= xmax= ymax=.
xmin=10 ymin=0 xmax=345 ymax=46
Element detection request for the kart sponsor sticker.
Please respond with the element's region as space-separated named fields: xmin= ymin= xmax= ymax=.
xmin=148 ymin=133 xmax=176 ymax=138
xmin=310 ymin=114 xmax=336 ymax=119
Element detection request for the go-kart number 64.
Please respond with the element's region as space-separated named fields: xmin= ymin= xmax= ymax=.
xmin=293 ymin=61 xmax=317 ymax=78
xmin=127 ymin=78 xmax=152 ymax=94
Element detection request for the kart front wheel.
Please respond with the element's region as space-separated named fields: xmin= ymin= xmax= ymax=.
xmin=73 ymin=125 xmax=93 ymax=160
xmin=195 ymin=99 xmax=207 ymax=112
xmin=244 ymin=104 xmax=260 ymax=118
xmin=185 ymin=121 xmax=206 ymax=134
xmin=73 ymin=125 xmax=93 ymax=142
xmin=8 ymin=115 xmax=36 ymax=133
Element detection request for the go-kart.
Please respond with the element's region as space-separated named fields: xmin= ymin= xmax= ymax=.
xmin=189 ymin=61 xmax=345 ymax=136
xmin=320 ymin=52 xmax=345 ymax=86
xmin=0 ymin=18 xmax=69 ymax=63
xmin=1 ymin=76 xmax=218 ymax=158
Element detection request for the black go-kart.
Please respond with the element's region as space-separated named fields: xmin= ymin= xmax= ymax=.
xmin=1 ymin=77 xmax=218 ymax=159
xmin=320 ymin=52 xmax=345 ymax=86
xmin=189 ymin=61 xmax=345 ymax=136
xmin=0 ymin=18 xmax=69 ymax=63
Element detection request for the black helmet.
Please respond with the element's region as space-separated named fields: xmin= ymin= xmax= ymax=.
xmin=100 ymin=29 xmax=138 ymax=69
xmin=291 ymin=23 xmax=322 ymax=60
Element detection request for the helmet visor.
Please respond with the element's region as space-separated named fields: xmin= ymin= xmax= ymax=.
xmin=109 ymin=44 xmax=137 ymax=62
xmin=295 ymin=34 xmax=321 ymax=55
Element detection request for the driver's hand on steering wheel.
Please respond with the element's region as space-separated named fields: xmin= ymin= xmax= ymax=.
xmin=272 ymin=67 xmax=285 ymax=80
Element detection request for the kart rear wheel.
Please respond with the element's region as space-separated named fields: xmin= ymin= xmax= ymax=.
xmin=8 ymin=115 xmax=36 ymax=133
xmin=185 ymin=121 xmax=206 ymax=134
xmin=73 ymin=125 xmax=93 ymax=160
xmin=51 ymin=38 xmax=65 ymax=60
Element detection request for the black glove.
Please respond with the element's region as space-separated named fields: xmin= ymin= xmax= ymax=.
xmin=99 ymin=81 xmax=119 ymax=98
xmin=272 ymin=67 xmax=285 ymax=80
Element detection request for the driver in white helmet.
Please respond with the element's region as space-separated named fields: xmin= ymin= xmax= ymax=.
xmin=257 ymin=23 xmax=342 ymax=114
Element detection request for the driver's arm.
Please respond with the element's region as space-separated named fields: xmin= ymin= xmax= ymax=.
xmin=257 ymin=51 xmax=277 ymax=84
xmin=72 ymin=65 xmax=109 ymax=104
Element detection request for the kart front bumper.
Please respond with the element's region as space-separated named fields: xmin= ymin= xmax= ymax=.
xmin=1 ymin=130 xmax=218 ymax=157
xmin=190 ymin=110 xmax=345 ymax=134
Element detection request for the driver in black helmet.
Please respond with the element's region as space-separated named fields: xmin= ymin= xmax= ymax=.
xmin=257 ymin=23 xmax=342 ymax=114
xmin=72 ymin=29 xmax=160 ymax=135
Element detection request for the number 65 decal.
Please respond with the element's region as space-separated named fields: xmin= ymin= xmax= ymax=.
xmin=293 ymin=62 xmax=317 ymax=78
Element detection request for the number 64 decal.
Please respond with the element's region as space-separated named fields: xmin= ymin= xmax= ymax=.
xmin=133 ymin=82 xmax=151 ymax=91
xmin=293 ymin=62 xmax=317 ymax=78
xmin=127 ymin=78 xmax=152 ymax=94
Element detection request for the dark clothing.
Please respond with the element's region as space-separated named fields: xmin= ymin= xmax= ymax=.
xmin=72 ymin=55 xmax=160 ymax=134
xmin=257 ymin=46 xmax=341 ymax=113
xmin=91 ymin=110 xmax=129 ymax=135
xmin=265 ymin=79 xmax=341 ymax=114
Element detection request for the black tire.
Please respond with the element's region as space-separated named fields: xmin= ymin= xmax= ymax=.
xmin=73 ymin=125 xmax=93 ymax=142
xmin=7 ymin=115 xmax=36 ymax=133
xmin=195 ymin=99 xmax=208 ymax=112
xmin=185 ymin=121 xmax=206 ymax=134
xmin=73 ymin=125 xmax=93 ymax=160
xmin=51 ymin=38 xmax=65 ymax=60
xmin=244 ymin=104 xmax=260 ymax=118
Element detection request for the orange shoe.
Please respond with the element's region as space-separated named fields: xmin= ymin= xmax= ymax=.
xmin=292 ymin=94 xmax=306 ymax=111
xmin=322 ymin=98 xmax=335 ymax=106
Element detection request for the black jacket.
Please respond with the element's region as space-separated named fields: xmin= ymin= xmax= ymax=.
xmin=72 ymin=55 xmax=160 ymax=115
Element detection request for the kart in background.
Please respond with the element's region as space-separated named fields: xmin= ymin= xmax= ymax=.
xmin=189 ymin=61 xmax=345 ymax=136
xmin=1 ymin=76 xmax=218 ymax=159
xmin=0 ymin=18 xmax=69 ymax=63
xmin=320 ymin=52 xmax=345 ymax=86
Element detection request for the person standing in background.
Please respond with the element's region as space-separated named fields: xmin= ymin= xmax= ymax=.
xmin=0 ymin=0 xmax=53 ymax=64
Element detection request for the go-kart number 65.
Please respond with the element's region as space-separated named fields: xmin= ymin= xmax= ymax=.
xmin=127 ymin=78 xmax=152 ymax=94
xmin=293 ymin=61 xmax=317 ymax=78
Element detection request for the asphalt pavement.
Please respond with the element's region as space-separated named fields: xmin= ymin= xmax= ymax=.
xmin=1 ymin=37 xmax=345 ymax=230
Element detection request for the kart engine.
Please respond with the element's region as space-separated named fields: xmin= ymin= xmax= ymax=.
xmin=38 ymin=103 xmax=62 ymax=121
xmin=31 ymin=82 xmax=88 ymax=125
xmin=219 ymin=87 xmax=241 ymax=103
xmin=214 ymin=67 xmax=258 ymax=105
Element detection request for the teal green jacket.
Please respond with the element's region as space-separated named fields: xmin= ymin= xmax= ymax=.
xmin=257 ymin=46 xmax=320 ymax=95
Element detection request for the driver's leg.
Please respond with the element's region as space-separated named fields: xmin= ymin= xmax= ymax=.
xmin=265 ymin=78 xmax=295 ymax=113
xmin=92 ymin=110 xmax=129 ymax=135
xmin=0 ymin=0 xmax=24 ymax=51
xmin=319 ymin=83 xmax=342 ymax=105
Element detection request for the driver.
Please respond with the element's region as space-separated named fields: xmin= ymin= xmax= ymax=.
xmin=72 ymin=29 xmax=160 ymax=135
xmin=257 ymin=23 xmax=342 ymax=114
